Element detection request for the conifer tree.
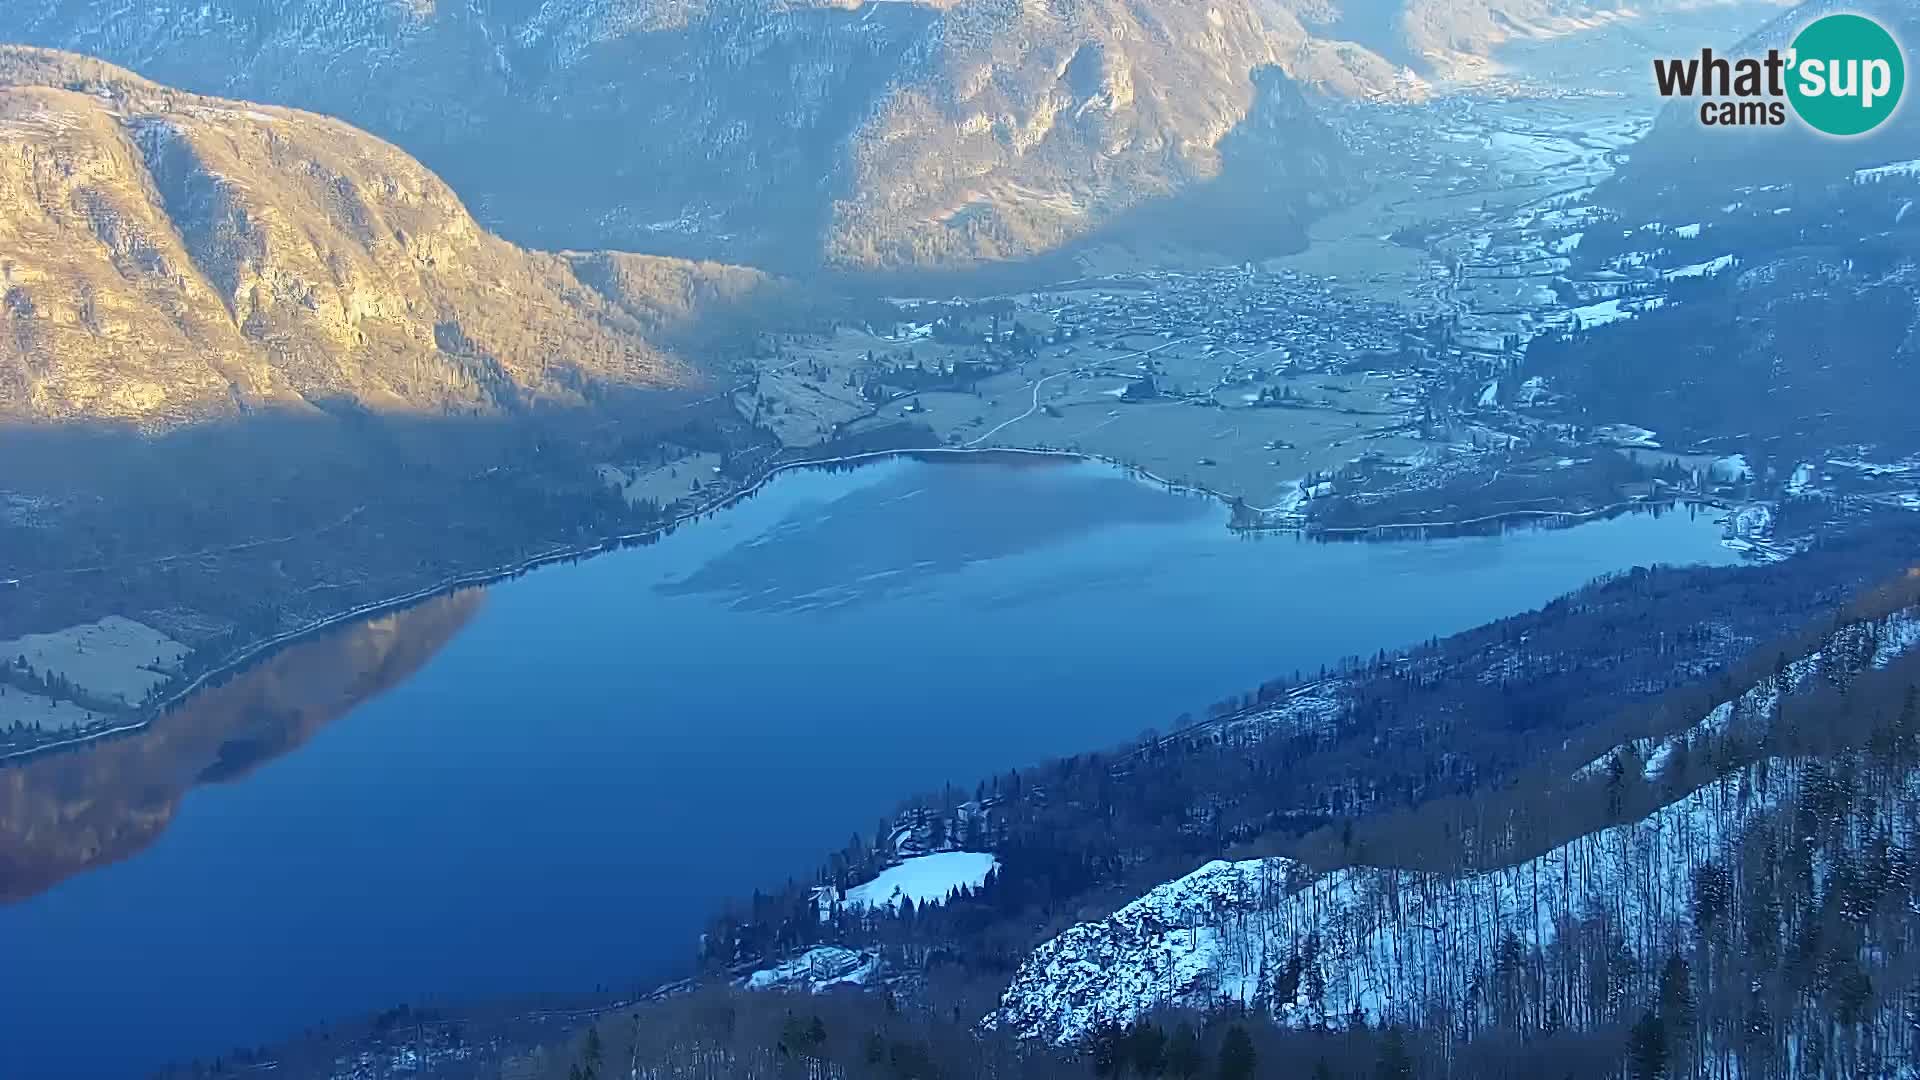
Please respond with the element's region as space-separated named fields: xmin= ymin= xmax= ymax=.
xmin=1218 ymin=1025 xmax=1256 ymax=1080
xmin=1167 ymin=1023 xmax=1203 ymax=1079
xmin=1375 ymin=1026 xmax=1413 ymax=1080
xmin=1628 ymin=1010 xmax=1666 ymax=1080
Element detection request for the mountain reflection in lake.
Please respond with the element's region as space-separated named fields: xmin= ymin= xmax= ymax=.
xmin=0 ymin=590 xmax=482 ymax=902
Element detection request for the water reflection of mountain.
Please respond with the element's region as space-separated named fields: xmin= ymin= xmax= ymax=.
xmin=0 ymin=590 xmax=483 ymax=903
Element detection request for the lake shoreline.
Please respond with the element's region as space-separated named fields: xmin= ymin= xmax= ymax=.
xmin=1293 ymin=496 xmax=1734 ymax=540
xmin=1 ymin=449 xmax=1752 ymax=1080
xmin=0 ymin=443 xmax=1727 ymax=765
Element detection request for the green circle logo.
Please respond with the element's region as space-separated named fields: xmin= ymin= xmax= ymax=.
xmin=1787 ymin=13 xmax=1905 ymax=137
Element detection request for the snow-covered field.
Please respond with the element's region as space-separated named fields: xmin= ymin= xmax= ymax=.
xmin=748 ymin=854 xmax=998 ymax=992
xmin=0 ymin=616 xmax=189 ymax=728
xmin=1559 ymin=295 xmax=1664 ymax=330
xmin=844 ymin=851 xmax=998 ymax=912
xmin=0 ymin=688 xmax=97 ymax=732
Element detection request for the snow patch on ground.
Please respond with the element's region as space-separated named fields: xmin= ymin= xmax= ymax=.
xmin=1593 ymin=424 xmax=1660 ymax=449
xmin=1711 ymin=454 xmax=1751 ymax=483
xmin=1606 ymin=249 xmax=1663 ymax=271
xmin=1640 ymin=700 xmax=1733 ymax=780
xmin=1205 ymin=681 xmax=1350 ymax=743
xmin=1663 ymin=255 xmax=1735 ymax=279
xmin=1566 ymin=296 xmax=1664 ymax=329
xmin=1731 ymin=501 xmax=1771 ymax=532
xmin=1872 ymin=611 xmax=1920 ymax=670
xmin=1828 ymin=457 xmax=1920 ymax=479
xmin=845 ymin=851 xmax=998 ymax=912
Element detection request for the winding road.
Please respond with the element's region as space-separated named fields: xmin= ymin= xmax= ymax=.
xmin=963 ymin=336 xmax=1196 ymax=449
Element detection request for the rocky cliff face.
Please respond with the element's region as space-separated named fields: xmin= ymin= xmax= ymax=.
xmin=0 ymin=0 xmax=1660 ymax=271
xmin=822 ymin=0 xmax=1359 ymax=269
xmin=0 ymin=1 xmax=1743 ymax=269
xmin=0 ymin=47 xmax=780 ymax=430
xmin=0 ymin=1 xmax=1722 ymax=269
xmin=0 ymin=1 xmax=1355 ymax=269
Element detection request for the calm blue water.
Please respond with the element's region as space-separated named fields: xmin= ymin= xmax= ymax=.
xmin=0 ymin=457 xmax=1739 ymax=1077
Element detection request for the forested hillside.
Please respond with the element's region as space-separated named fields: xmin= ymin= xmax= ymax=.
xmin=1526 ymin=143 xmax=1920 ymax=479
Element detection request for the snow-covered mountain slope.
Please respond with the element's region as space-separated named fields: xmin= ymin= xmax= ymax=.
xmin=1576 ymin=606 xmax=1920 ymax=784
xmin=991 ymin=603 xmax=1920 ymax=1045
xmin=990 ymin=761 xmax=1783 ymax=1043
xmin=0 ymin=0 xmax=1715 ymax=270
xmin=0 ymin=0 xmax=1356 ymax=269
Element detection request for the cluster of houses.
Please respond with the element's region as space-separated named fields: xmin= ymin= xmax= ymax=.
xmin=1026 ymin=267 xmax=1414 ymax=373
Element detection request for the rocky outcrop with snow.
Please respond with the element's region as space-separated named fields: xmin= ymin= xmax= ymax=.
xmin=989 ymin=763 xmax=1781 ymax=1043
xmin=992 ymin=605 xmax=1920 ymax=1045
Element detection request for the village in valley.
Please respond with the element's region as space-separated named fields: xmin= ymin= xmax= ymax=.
xmin=606 ymin=87 xmax=1764 ymax=538
xmin=590 ymin=5 xmax=1920 ymax=561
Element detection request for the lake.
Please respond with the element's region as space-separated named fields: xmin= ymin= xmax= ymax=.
xmin=0 ymin=455 xmax=1740 ymax=1077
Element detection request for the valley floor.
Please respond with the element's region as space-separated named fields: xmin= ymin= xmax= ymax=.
xmin=749 ymin=3 xmax=1797 ymax=539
